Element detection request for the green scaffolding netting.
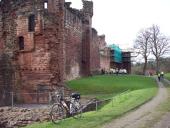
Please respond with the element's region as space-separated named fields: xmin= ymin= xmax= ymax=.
xmin=109 ymin=44 xmax=122 ymax=63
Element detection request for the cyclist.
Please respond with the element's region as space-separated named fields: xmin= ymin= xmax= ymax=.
xmin=160 ymin=71 xmax=164 ymax=80
xmin=158 ymin=73 xmax=161 ymax=82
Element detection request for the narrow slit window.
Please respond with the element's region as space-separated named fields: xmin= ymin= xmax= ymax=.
xmin=18 ymin=36 xmax=24 ymax=50
xmin=44 ymin=2 xmax=48 ymax=9
xmin=28 ymin=14 xmax=35 ymax=32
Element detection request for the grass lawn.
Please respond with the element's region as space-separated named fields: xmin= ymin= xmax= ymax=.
xmin=165 ymin=73 xmax=170 ymax=80
xmin=24 ymin=75 xmax=158 ymax=128
xmin=68 ymin=75 xmax=157 ymax=99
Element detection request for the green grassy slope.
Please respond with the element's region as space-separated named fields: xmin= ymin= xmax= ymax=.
xmin=165 ymin=73 xmax=170 ymax=80
xmin=68 ymin=75 xmax=157 ymax=99
xmin=24 ymin=75 xmax=158 ymax=128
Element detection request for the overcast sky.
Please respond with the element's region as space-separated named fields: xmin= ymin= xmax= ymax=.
xmin=66 ymin=0 xmax=170 ymax=50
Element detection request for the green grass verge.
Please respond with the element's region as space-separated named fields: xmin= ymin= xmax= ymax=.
xmin=24 ymin=75 xmax=158 ymax=128
xmin=68 ymin=75 xmax=157 ymax=99
xmin=165 ymin=73 xmax=170 ymax=80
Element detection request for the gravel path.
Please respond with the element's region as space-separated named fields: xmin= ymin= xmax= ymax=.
xmin=153 ymin=79 xmax=170 ymax=128
xmin=102 ymin=78 xmax=168 ymax=128
xmin=153 ymin=112 xmax=170 ymax=128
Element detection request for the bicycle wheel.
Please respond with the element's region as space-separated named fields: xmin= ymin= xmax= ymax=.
xmin=50 ymin=103 xmax=66 ymax=124
xmin=70 ymin=101 xmax=82 ymax=119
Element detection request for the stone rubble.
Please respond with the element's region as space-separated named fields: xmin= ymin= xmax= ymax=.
xmin=0 ymin=106 xmax=51 ymax=128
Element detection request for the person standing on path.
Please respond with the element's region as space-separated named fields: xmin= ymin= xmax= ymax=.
xmin=160 ymin=72 xmax=164 ymax=80
xmin=158 ymin=73 xmax=161 ymax=82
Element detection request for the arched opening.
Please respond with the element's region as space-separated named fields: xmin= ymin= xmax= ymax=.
xmin=18 ymin=36 xmax=24 ymax=50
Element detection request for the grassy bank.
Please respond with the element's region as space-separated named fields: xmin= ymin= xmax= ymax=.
xmin=165 ymin=73 xmax=170 ymax=80
xmin=68 ymin=75 xmax=157 ymax=99
xmin=24 ymin=75 xmax=158 ymax=128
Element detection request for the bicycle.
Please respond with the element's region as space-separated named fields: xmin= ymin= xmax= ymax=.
xmin=50 ymin=91 xmax=82 ymax=124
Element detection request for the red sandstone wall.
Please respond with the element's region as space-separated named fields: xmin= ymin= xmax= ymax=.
xmin=100 ymin=48 xmax=110 ymax=71
xmin=45 ymin=0 xmax=65 ymax=86
xmin=18 ymin=34 xmax=52 ymax=89
xmin=0 ymin=7 xmax=3 ymax=52
xmin=0 ymin=0 xmax=112 ymax=104
xmin=90 ymin=28 xmax=100 ymax=74
xmin=0 ymin=0 xmax=65 ymax=103
xmin=64 ymin=8 xmax=83 ymax=80
xmin=14 ymin=0 xmax=65 ymax=102
xmin=0 ymin=40 xmax=3 ymax=50
xmin=14 ymin=5 xmax=52 ymax=91
xmin=99 ymin=35 xmax=107 ymax=49
xmin=11 ymin=4 xmax=52 ymax=103
xmin=64 ymin=1 xmax=94 ymax=77
xmin=99 ymin=35 xmax=110 ymax=71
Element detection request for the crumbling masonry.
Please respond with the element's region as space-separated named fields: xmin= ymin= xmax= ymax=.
xmin=0 ymin=0 xmax=110 ymax=105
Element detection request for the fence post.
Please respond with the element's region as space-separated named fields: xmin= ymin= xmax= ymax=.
xmin=11 ymin=92 xmax=14 ymax=109
xmin=96 ymin=101 xmax=98 ymax=111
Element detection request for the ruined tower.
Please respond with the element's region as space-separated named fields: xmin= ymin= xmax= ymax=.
xmin=81 ymin=0 xmax=94 ymax=75
xmin=0 ymin=0 xmax=110 ymax=105
xmin=0 ymin=0 xmax=66 ymax=104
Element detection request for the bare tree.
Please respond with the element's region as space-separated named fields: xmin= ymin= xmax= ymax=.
xmin=134 ymin=28 xmax=151 ymax=75
xmin=149 ymin=25 xmax=170 ymax=73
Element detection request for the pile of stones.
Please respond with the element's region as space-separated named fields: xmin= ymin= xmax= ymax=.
xmin=0 ymin=106 xmax=50 ymax=128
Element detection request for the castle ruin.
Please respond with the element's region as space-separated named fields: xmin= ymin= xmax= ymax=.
xmin=0 ymin=0 xmax=110 ymax=105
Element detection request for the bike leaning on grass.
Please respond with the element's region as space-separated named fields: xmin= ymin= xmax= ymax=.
xmin=50 ymin=92 xmax=82 ymax=124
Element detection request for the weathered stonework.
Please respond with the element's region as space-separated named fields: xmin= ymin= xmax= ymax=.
xmin=99 ymin=35 xmax=110 ymax=71
xmin=64 ymin=4 xmax=83 ymax=80
xmin=0 ymin=0 xmax=110 ymax=105
xmin=90 ymin=28 xmax=100 ymax=74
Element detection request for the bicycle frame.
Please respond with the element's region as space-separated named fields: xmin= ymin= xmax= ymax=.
xmin=50 ymin=92 xmax=82 ymax=124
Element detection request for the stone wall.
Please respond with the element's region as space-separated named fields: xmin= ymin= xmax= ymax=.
xmin=99 ymin=35 xmax=110 ymax=71
xmin=64 ymin=6 xmax=83 ymax=80
xmin=0 ymin=54 xmax=14 ymax=106
xmin=13 ymin=1 xmax=53 ymax=102
xmin=81 ymin=0 xmax=93 ymax=76
xmin=43 ymin=2 xmax=65 ymax=86
xmin=0 ymin=0 xmax=65 ymax=103
xmin=64 ymin=0 xmax=97 ymax=77
xmin=0 ymin=6 xmax=3 ymax=51
xmin=90 ymin=28 xmax=100 ymax=74
xmin=0 ymin=0 xmax=111 ymax=104
xmin=100 ymin=48 xmax=110 ymax=72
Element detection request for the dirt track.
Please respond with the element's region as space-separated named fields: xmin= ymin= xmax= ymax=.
xmin=102 ymin=78 xmax=168 ymax=128
xmin=153 ymin=79 xmax=170 ymax=128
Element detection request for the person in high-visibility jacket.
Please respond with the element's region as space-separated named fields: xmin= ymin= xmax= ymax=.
xmin=158 ymin=73 xmax=161 ymax=82
xmin=160 ymin=72 xmax=164 ymax=79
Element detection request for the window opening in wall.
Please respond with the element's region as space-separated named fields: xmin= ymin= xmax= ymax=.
xmin=18 ymin=36 xmax=24 ymax=50
xmin=44 ymin=2 xmax=48 ymax=9
xmin=28 ymin=14 xmax=35 ymax=32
